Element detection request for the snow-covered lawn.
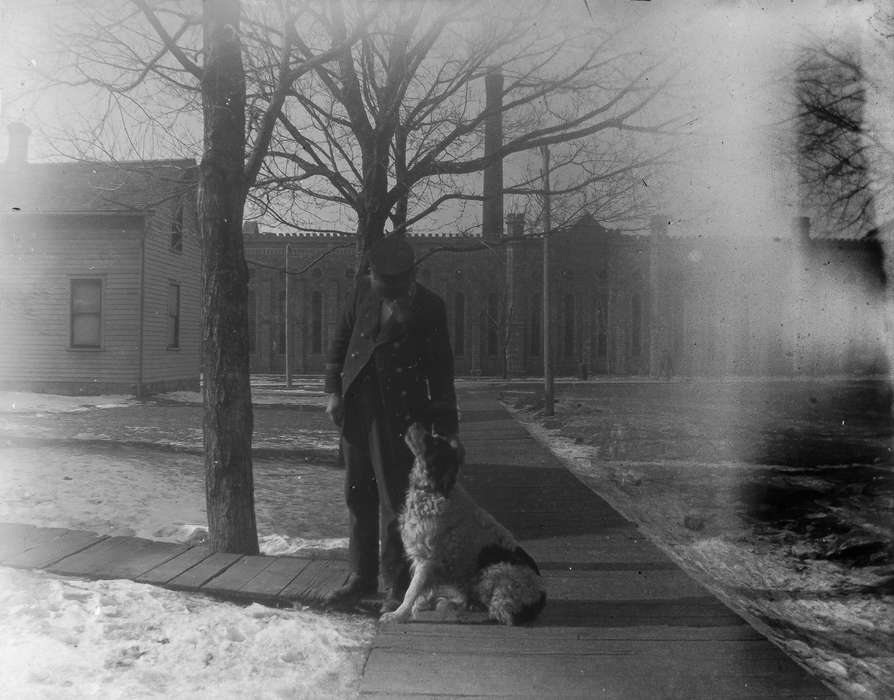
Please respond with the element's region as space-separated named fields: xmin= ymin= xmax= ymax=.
xmin=0 ymin=567 xmax=372 ymax=700
xmin=0 ymin=384 xmax=372 ymax=699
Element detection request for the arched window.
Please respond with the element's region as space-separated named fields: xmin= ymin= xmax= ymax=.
xmin=311 ymin=291 xmax=323 ymax=354
xmin=530 ymin=295 xmax=540 ymax=357
xmin=631 ymin=293 xmax=642 ymax=356
xmin=564 ymin=293 xmax=575 ymax=357
xmin=277 ymin=289 xmax=286 ymax=354
xmin=596 ymin=295 xmax=607 ymax=357
xmin=487 ymin=293 xmax=499 ymax=357
xmin=170 ymin=202 xmax=183 ymax=252
xmin=454 ymin=292 xmax=465 ymax=357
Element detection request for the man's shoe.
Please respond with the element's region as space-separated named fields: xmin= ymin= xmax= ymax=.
xmin=324 ymin=574 xmax=377 ymax=608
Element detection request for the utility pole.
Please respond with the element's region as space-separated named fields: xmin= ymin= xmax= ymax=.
xmin=285 ymin=243 xmax=292 ymax=388
xmin=540 ymin=144 xmax=554 ymax=416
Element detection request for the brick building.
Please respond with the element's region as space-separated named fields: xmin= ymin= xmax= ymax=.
xmin=243 ymin=215 xmax=888 ymax=378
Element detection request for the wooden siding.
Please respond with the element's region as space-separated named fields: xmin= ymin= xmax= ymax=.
xmin=140 ymin=196 xmax=201 ymax=388
xmin=0 ymin=221 xmax=143 ymax=389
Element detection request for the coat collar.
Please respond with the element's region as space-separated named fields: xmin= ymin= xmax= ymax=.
xmin=356 ymin=282 xmax=423 ymax=345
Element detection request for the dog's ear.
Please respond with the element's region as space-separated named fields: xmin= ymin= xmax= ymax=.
xmin=404 ymin=422 xmax=428 ymax=458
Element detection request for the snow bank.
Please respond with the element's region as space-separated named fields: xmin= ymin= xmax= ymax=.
xmin=0 ymin=567 xmax=374 ymax=699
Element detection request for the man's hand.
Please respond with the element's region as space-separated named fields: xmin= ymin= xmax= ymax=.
xmin=326 ymin=393 xmax=344 ymax=427
xmin=446 ymin=434 xmax=465 ymax=465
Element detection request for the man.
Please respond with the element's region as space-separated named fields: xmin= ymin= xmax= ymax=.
xmin=323 ymin=234 xmax=462 ymax=612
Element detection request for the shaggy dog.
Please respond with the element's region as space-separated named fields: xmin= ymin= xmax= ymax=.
xmin=380 ymin=423 xmax=546 ymax=625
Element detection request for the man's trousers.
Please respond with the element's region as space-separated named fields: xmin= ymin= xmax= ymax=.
xmin=341 ymin=369 xmax=411 ymax=594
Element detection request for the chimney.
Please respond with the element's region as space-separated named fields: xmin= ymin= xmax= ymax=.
xmin=506 ymin=213 xmax=525 ymax=238
xmin=5 ymin=122 xmax=30 ymax=168
xmin=242 ymin=221 xmax=260 ymax=236
xmin=482 ymin=68 xmax=504 ymax=242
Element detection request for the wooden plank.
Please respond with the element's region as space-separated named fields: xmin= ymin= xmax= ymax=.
xmin=358 ymin=390 xmax=832 ymax=699
xmin=237 ymin=556 xmax=312 ymax=598
xmin=137 ymin=546 xmax=213 ymax=585
xmin=523 ymin=532 xmax=671 ymax=565
xmin=539 ymin=597 xmax=746 ymax=628
xmin=166 ymin=552 xmax=242 ymax=590
xmin=3 ymin=530 xmax=107 ymax=569
xmin=360 ymin=647 xmax=833 ymax=699
xmin=48 ymin=536 xmax=189 ymax=580
xmin=374 ymin=622 xmax=765 ymax=646
xmin=200 ymin=555 xmax=277 ymax=597
xmin=279 ymin=558 xmax=350 ymax=604
xmin=541 ymin=568 xmax=710 ymax=601
xmin=537 ymin=560 xmax=679 ymax=572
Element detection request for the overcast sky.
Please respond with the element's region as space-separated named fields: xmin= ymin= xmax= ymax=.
xmin=0 ymin=1 xmax=888 ymax=239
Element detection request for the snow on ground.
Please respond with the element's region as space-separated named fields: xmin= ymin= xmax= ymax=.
xmin=0 ymin=567 xmax=374 ymax=700
xmin=0 ymin=385 xmax=371 ymax=698
xmin=0 ymin=391 xmax=137 ymax=414
xmin=0 ymin=444 xmax=348 ymax=554
xmin=504 ymin=386 xmax=894 ymax=700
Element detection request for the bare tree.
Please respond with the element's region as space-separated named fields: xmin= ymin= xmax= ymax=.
xmin=33 ymin=0 xmax=364 ymax=553
xmin=30 ymin=0 xmax=674 ymax=547
xmin=794 ymin=32 xmax=893 ymax=239
xmin=252 ymin=0 xmax=677 ymax=257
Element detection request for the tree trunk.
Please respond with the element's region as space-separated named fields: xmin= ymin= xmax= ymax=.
xmin=199 ymin=0 xmax=259 ymax=554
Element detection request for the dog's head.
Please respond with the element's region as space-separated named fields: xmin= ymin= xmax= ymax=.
xmin=405 ymin=423 xmax=461 ymax=496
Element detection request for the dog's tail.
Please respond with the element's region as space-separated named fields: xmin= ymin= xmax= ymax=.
xmin=479 ymin=563 xmax=546 ymax=625
xmin=476 ymin=545 xmax=547 ymax=625
xmin=511 ymin=589 xmax=547 ymax=625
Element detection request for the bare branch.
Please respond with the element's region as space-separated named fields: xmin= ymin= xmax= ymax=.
xmin=131 ymin=0 xmax=203 ymax=79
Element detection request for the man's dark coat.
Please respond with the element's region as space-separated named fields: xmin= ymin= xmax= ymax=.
xmin=325 ymin=276 xmax=459 ymax=455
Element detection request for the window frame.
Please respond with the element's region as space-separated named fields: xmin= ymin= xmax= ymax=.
xmin=167 ymin=281 xmax=181 ymax=350
xmin=454 ymin=291 xmax=465 ymax=357
xmin=170 ymin=202 xmax=184 ymax=253
xmin=69 ymin=277 xmax=104 ymax=350
xmin=486 ymin=293 xmax=499 ymax=357
xmin=631 ymin=292 xmax=643 ymax=357
xmin=564 ymin=293 xmax=575 ymax=358
xmin=529 ymin=294 xmax=541 ymax=357
xmin=311 ymin=290 xmax=323 ymax=355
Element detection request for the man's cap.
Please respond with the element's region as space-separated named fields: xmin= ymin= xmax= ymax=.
xmin=369 ymin=235 xmax=415 ymax=278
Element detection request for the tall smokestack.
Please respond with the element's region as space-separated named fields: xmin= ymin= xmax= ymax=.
xmin=5 ymin=122 xmax=31 ymax=169
xmin=482 ymin=69 xmax=503 ymax=242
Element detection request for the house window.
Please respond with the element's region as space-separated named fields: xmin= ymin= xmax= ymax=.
xmin=171 ymin=203 xmax=184 ymax=252
xmin=70 ymin=278 xmax=102 ymax=348
xmin=454 ymin=292 xmax=465 ymax=357
xmin=311 ymin=291 xmax=323 ymax=354
xmin=631 ymin=293 xmax=642 ymax=356
xmin=530 ymin=296 xmax=540 ymax=357
xmin=487 ymin=293 xmax=499 ymax=357
xmin=167 ymin=283 xmax=181 ymax=348
xmin=564 ymin=293 xmax=575 ymax=357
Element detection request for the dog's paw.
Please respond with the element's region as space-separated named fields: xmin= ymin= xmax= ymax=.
xmin=380 ymin=609 xmax=411 ymax=624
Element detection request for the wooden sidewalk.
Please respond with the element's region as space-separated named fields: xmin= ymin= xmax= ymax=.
xmin=0 ymin=388 xmax=834 ymax=698
xmin=359 ymin=389 xmax=833 ymax=699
